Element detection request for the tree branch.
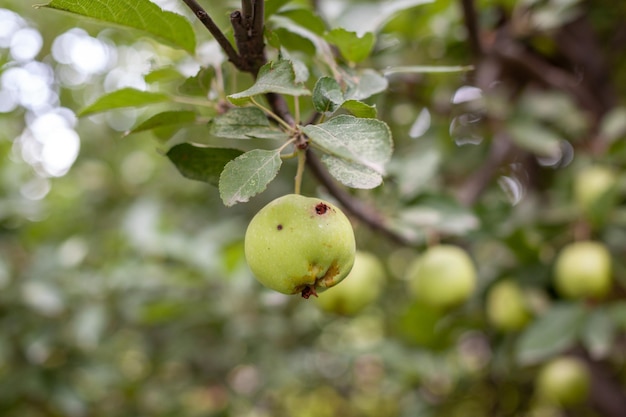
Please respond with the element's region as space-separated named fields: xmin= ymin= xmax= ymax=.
xmin=491 ymin=36 xmax=604 ymax=119
xmin=180 ymin=0 xmax=244 ymax=69
xmin=230 ymin=0 xmax=267 ymax=74
xmin=305 ymin=150 xmax=410 ymax=245
xmin=459 ymin=0 xmax=483 ymax=57
xmin=183 ymin=0 xmax=407 ymax=244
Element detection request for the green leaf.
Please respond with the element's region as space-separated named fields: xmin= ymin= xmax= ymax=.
xmin=321 ymin=155 xmax=384 ymax=189
xmin=383 ymin=65 xmax=475 ymax=75
xmin=600 ymin=106 xmax=626 ymax=142
xmin=272 ymin=28 xmax=316 ymax=55
xmin=390 ymin=146 xmax=441 ymax=200
xmin=78 ymin=88 xmax=169 ymax=116
xmin=265 ymin=27 xmax=282 ymax=50
xmin=167 ymin=144 xmax=243 ymax=187
xmin=517 ymin=91 xmax=587 ymax=138
xmin=219 ymin=149 xmax=282 ymax=206
xmin=334 ymin=0 xmax=434 ymax=33
xmin=341 ymin=100 xmax=377 ymax=118
xmin=508 ymin=120 xmax=562 ymax=157
xmin=228 ymin=60 xmax=311 ymax=105
xmin=324 ymin=28 xmax=376 ymax=63
xmin=127 ymin=110 xmax=197 ymax=135
xmin=145 ymin=67 xmax=183 ymax=84
xmin=277 ymin=8 xmax=326 ymax=35
xmin=398 ymin=195 xmax=479 ymax=235
xmin=345 ymin=69 xmax=388 ymax=100
xmin=178 ymin=68 xmax=215 ymax=97
xmin=302 ymin=115 xmax=393 ymax=188
xmin=516 ymin=302 xmax=586 ymax=365
xmin=139 ymin=301 xmax=185 ymax=325
xmin=40 ymin=0 xmax=196 ymax=54
xmin=265 ymin=0 xmax=292 ymax=19
xmin=209 ymin=107 xmax=288 ymax=140
xmin=581 ymin=308 xmax=615 ymax=359
xmin=312 ymin=77 xmax=344 ymax=114
xmin=609 ymin=302 xmax=626 ymax=330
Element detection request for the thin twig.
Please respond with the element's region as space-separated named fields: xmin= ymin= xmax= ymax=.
xmin=242 ymin=0 xmax=253 ymax=21
xmin=180 ymin=0 xmax=244 ymax=69
xmin=459 ymin=0 xmax=483 ymax=57
xmin=252 ymin=0 xmax=264 ymax=37
xmin=265 ymin=93 xmax=295 ymax=125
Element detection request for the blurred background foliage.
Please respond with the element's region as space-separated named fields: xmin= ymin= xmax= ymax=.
xmin=1 ymin=0 xmax=625 ymax=416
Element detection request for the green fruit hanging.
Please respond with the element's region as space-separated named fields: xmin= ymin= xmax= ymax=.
xmin=244 ymin=194 xmax=356 ymax=298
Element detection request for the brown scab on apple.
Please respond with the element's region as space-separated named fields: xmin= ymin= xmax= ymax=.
xmin=315 ymin=202 xmax=330 ymax=215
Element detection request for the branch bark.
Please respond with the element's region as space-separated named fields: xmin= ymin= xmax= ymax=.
xmin=459 ymin=0 xmax=483 ymax=57
xmin=180 ymin=0 xmax=244 ymax=69
xmin=230 ymin=0 xmax=267 ymax=74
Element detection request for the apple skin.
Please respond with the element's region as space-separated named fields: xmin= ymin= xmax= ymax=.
xmin=486 ymin=279 xmax=531 ymax=332
xmin=554 ymin=241 xmax=612 ymax=299
xmin=573 ymin=165 xmax=616 ymax=212
xmin=536 ymin=357 xmax=590 ymax=406
xmin=244 ymin=194 xmax=356 ymax=297
xmin=406 ymin=245 xmax=477 ymax=309
xmin=315 ymin=251 xmax=386 ymax=315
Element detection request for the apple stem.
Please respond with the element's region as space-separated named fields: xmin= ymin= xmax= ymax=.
xmin=294 ymin=149 xmax=306 ymax=195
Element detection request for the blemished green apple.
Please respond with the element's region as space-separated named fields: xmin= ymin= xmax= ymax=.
xmin=315 ymin=251 xmax=386 ymax=315
xmin=244 ymin=194 xmax=356 ymax=298
xmin=486 ymin=279 xmax=532 ymax=332
xmin=573 ymin=165 xmax=617 ymax=212
xmin=554 ymin=241 xmax=612 ymax=299
xmin=406 ymin=245 xmax=477 ymax=309
xmin=536 ymin=357 xmax=590 ymax=406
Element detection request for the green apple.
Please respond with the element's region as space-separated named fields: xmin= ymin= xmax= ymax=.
xmin=244 ymin=194 xmax=356 ymax=298
xmin=536 ymin=357 xmax=590 ymax=406
xmin=406 ymin=245 xmax=477 ymax=309
xmin=554 ymin=241 xmax=612 ymax=299
xmin=486 ymin=279 xmax=532 ymax=332
xmin=573 ymin=165 xmax=617 ymax=212
xmin=315 ymin=251 xmax=386 ymax=315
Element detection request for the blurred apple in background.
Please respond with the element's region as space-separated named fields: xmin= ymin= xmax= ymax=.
xmin=486 ymin=279 xmax=532 ymax=332
xmin=536 ymin=356 xmax=590 ymax=407
xmin=316 ymin=251 xmax=386 ymax=315
xmin=406 ymin=245 xmax=477 ymax=310
xmin=553 ymin=241 xmax=612 ymax=299
xmin=573 ymin=165 xmax=617 ymax=212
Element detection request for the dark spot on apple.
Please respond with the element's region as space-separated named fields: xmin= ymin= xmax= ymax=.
xmin=315 ymin=203 xmax=330 ymax=215
xmin=277 ymin=224 xmax=283 ymax=230
xmin=301 ymin=285 xmax=318 ymax=299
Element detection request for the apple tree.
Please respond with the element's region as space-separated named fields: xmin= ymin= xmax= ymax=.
xmin=0 ymin=0 xmax=625 ymax=416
